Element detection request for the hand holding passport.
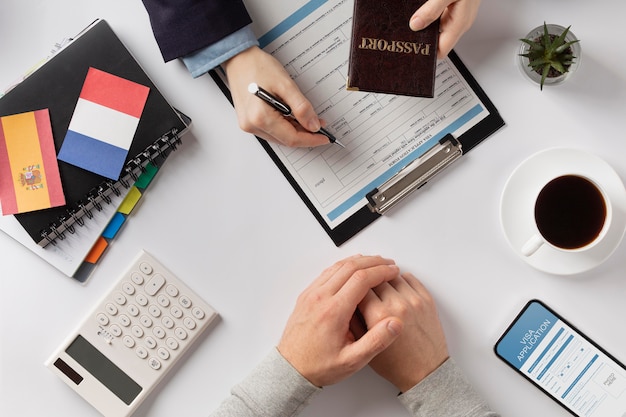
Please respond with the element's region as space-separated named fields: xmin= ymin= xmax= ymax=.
xmin=347 ymin=0 xmax=440 ymax=97
xmin=346 ymin=0 xmax=481 ymax=98
xmin=410 ymin=0 xmax=483 ymax=58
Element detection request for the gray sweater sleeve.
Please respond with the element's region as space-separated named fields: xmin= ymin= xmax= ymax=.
xmin=209 ymin=348 xmax=321 ymax=417
xmin=398 ymin=358 xmax=500 ymax=417
xmin=209 ymin=351 xmax=499 ymax=417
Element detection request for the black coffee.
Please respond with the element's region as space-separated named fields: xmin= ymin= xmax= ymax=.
xmin=535 ymin=175 xmax=607 ymax=249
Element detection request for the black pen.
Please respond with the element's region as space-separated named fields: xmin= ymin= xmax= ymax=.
xmin=248 ymin=82 xmax=345 ymax=148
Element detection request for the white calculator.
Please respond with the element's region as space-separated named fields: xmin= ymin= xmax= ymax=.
xmin=46 ymin=250 xmax=218 ymax=417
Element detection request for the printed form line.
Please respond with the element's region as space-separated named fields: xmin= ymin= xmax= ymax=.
xmin=562 ymin=354 xmax=599 ymax=399
xmin=529 ymin=327 xmax=565 ymax=374
xmin=538 ymin=334 xmax=574 ymax=381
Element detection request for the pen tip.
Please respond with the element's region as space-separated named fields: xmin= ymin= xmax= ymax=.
xmin=248 ymin=83 xmax=259 ymax=94
xmin=335 ymin=140 xmax=346 ymax=148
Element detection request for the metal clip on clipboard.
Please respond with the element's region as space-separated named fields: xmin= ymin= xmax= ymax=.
xmin=366 ymin=134 xmax=463 ymax=214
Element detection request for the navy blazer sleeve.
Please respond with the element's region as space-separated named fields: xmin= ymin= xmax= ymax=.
xmin=141 ymin=0 xmax=252 ymax=61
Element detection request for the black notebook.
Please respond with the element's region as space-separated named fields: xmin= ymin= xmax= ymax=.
xmin=0 ymin=19 xmax=189 ymax=247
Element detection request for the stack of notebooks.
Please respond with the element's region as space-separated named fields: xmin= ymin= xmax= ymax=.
xmin=0 ymin=19 xmax=190 ymax=282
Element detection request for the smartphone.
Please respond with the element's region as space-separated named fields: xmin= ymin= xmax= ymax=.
xmin=495 ymin=299 xmax=626 ymax=417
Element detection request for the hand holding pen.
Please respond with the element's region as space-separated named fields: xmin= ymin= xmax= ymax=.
xmin=221 ymin=46 xmax=341 ymax=148
xmin=249 ymin=83 xmax=345 ymax=148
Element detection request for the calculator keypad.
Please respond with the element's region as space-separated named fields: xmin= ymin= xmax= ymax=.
xmin=94 ymin=256 xmax=214 ymax=371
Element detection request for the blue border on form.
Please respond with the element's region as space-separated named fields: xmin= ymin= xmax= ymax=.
xmin=327 ymin=104 xmax=484 ymax=221
xmin=258 ymin=0 xmax=329 ymax=48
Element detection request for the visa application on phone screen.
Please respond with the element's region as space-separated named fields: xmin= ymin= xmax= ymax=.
xmin=495 ymin=300 xmax=626 ymax=417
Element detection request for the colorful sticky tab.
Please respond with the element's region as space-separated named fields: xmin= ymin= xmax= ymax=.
xmin=0 ymin=109 xmax=65 ymax=215
xmin=57 ymin=67 xmax=150 ymax=180
xmin=84 ymin=236 xmax=109 ymax=264
xmin=102 ymin=211 xmax=126 ymax=239
xmin=134 ymin=162 xmax=159 ymax=189
xmin=118 ymin=186 xmax=143 ymax=215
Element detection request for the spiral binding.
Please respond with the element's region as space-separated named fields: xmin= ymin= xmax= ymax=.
xmin=39 ymin=128 xmax=182 ymax=247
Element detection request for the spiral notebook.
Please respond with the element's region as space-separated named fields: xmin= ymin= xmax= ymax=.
xmin=0 ymin=19 xmax=189 ymax=279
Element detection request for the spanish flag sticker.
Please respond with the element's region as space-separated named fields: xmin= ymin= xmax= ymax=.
xmin=0 ymin=109 xmax=65 ymax=215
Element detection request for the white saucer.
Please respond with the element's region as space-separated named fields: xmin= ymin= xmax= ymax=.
xmin=500 ymin=148 xmax=626 ymax=275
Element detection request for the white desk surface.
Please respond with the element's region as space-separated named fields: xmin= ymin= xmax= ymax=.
xmin=1 ymin=1 xmax=625 ymax=416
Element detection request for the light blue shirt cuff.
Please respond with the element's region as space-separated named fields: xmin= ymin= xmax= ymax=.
xmin=181 ymin=25 xmax=259 ymax=78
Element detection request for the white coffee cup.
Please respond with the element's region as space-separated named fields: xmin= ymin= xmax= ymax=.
xmin=521 ymin=174 xmax=612 ymax=257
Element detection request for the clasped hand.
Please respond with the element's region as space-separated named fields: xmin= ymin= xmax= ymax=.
xmin=277 ymin=255 xmax=449 ymax=391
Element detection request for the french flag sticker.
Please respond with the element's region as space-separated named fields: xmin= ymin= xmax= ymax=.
xmin=58 ymin=67 xmax=150 ymax=180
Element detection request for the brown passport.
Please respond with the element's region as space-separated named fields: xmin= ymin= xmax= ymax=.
xmin=346 ymin=0 xmax=440 ymax=98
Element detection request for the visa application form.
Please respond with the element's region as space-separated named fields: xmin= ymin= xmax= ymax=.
xmin=244 ymin=0 xmax=491 ymax=229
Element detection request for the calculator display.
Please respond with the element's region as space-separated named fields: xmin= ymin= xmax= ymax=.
xmin=66 ymin=335 xmax=142 ymax=405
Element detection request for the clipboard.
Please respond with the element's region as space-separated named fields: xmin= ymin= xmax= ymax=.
xmin=210 ymin=1 xmax=504 ymax=246
xmin=210 ymin=50 xmax=503 ymax=246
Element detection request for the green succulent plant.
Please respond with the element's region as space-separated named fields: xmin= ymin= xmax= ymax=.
xmin=519 ymin=23 xmax=580 ymax=90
